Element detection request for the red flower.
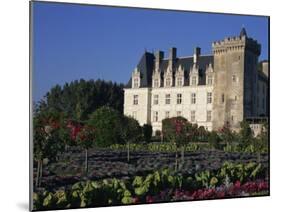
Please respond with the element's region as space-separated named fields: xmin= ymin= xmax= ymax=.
xmin=174 ymin=119 xmax=184 ymax=135
xmin=67 ymin=121 xmax=82 ymax=141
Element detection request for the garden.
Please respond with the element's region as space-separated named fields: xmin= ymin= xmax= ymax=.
xmin=32 ymin=80 xmax=269 ymax=210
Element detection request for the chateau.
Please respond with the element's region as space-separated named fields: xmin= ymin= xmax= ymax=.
xmin=124 ymin=28 xmax=269 ymax=133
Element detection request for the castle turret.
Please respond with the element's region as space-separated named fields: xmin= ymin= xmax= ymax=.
xmin=212 ymin=28 xmax=261 ymax=130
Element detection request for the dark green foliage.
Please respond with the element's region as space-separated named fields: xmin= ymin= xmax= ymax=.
xmin=36 ymin=79 xmax=124 ymax=121
xmin=239 ymin=120 xmax=253 ymax=146
xmin=218 ymin=125 xmax=236 ymax=144
xmin=254 ymin=121 xmax=269 ymax=152
xmin=162 ymin=116 xmax=188 ymax=146
xmin=162 ymin=117 xmax=189 ymax=171
xmin=142 ymin=124 xmax=152 ymax=142
xmin=196 ymin=126 xmax=208 ymax=142
xmin=155 ymin=130 xmax=162 ymax=137
xmin=121 ymin=116 xmax=142 ymax=144
xmin=88 ymin=106 xmax=123 ymax=147
xmin=121 ymin=116 xmax=142 ymax=162
xmin=208 ymin=131 xmax=221 ymax=149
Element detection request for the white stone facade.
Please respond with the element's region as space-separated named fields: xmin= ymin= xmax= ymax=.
xmin=123 ymin=28 xmax=268 ymax=133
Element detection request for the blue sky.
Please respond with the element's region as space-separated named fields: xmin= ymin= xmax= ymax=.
xmin=32 ymin=1 xmax=269 ymax=102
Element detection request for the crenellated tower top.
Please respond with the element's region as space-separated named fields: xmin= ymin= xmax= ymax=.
xmin=212 ymin=28 xmax=261 ymax=56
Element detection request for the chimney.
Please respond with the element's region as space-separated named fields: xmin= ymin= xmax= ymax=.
xmin=154 ymin=51 xmax=164 ymax=71
xmin=193 ymin=47 xmax=201 ymax=64
xmin=169 ymin=47 xmax=177 ymax=68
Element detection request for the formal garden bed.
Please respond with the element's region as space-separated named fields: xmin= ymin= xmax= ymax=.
xmin=33 ymin=161 xmax=269 ymax=210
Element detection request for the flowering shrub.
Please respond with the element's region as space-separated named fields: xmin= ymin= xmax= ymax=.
xmin=66 ymin=121 xmax=95 ymax=174
xmin=33 ymin=111 xmax=65 ymax=187
xmin=66 ymin=120 xmax=82 ymax=141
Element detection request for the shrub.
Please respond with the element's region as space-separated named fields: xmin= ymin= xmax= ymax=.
xmin=208 ymin=131 xmax=221 ymax=149
xmin=142 ymin=124 xmax=153 ymax=143
xmin=239 ymin=120 xmax=253 ymax=147
xmin=121 ymin=116 xmax=142 ymax=143
xmin=88 ymin=106 xmax=123 ymax=147
xmin=162 ymin=117 xmax=188 ymax=146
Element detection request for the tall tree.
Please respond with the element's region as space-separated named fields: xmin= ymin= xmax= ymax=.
xmin=87 ymin=106 xmax=123 ymax=147
xmin=37 ymin=79 xmax=124 ymax=121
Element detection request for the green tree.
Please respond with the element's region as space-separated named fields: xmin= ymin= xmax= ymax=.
xmin=88 ymin=106 xmax=123 ymax=147
xmin=254 ymin=120 xmax=269 ymax=153
xmin=162 ymin=117 xmax=188 ymax=171
xmin=142 ymin=124 xmax=152 ymax=143
xmin=239 ymin=120 xmax=253 ymax=147
xmin=37 ymin=79 xmax=124 ymax=121
xmin=76 ymin=125 xmax=95 ymax=175
xmin=197 ymin=126 xmax=208 ymax=142
xmin=121 ymin=116 xmax=142 ymax=162
xmin=208 ymin=131 xmax=221 ymax=149
xmin=219 ymin=125 xmax=235 ymax=144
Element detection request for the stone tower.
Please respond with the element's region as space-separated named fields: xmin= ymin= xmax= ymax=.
xmin=212 ymin=28 xmax=261 ymax=130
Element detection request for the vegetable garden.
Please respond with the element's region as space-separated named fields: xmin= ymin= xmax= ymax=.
xmin=33 ymin=103 xmax=269 ymax=210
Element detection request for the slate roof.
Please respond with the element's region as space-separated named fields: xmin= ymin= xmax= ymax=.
xmin=125 ymin=51 xmax=213 ymax=88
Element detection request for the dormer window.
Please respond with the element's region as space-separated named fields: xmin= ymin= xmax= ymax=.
xmin=153 ymin=79 xmax=159 ymax=88
xmin=191 ymin=76 xmax=197 ymax=86
xmin=176 ymin=77 xmax=183 ymax=87
xmin=132 ymin=67 xmax=140 ymax=88
xmin=175 ymin=65 xmax=184 ymax=87
xmin=205 ymin=63 xmax=214 ymax=86
xmin=207 ymin=76 xmax=213 ymax=85
xmin=165 ymin=78 xmax=172 ymax=87
xmin=133 ymin=77 xmax=139 ymax=88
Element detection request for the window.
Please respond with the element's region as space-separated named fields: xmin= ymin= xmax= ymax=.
xmin=177 ymin=111 xmax=182 ymax=117
xmin=132 ymin=111 xmax=137 ymax=119
xmin=153 ymin=95 xmax=159 ymax=105
xmin=166 ymin=78 xmax=171 ymax=87
xmin=191 ymin=76 xmax=197 ymax=85
xmin=153 ymin=111 xmax=158 ymax=122
xmin=231 ymin=115 xmax=234 ymax=123
xmin=232 ymin=75 xmax=237 ymax=83
xmin=165 ymin=111 xmax=170 ymax=118
xmin=177 ymin=77 xmax=183 ymax=86
xmin=221 ymin=94 xmax=225 ymax=103
xmin=154 ymin=79 xmax=159 ymax=88
xmin=234 ymin=96 xmax=237 ymax=101
xmin=133 ymin=95 xmax=138 ymax=105
xmin=191 ymin=111 xmax=196 ymax=122
xmin=177 ymin=93 xmax=182 ymax=104
xmin=207 ymin=111 xmax=212 ymax=122
xmin=207 ymin=92 xmax=212 ymax=104
xmin=207 ymin=76 xmax=213 ymax=85
xmin=191 ymin=93 xmax=196 ymax=104
xmin=133 ymin=78 xmax=139 ymax=88
xmin=165 ymin=94 xmax=171 ymax=104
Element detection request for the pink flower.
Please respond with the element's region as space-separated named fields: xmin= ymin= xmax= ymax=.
xmin=146 ymin=195 xmax=154 ymax=203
